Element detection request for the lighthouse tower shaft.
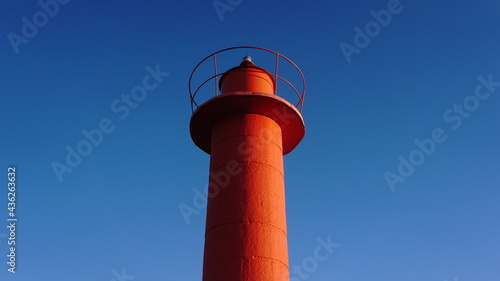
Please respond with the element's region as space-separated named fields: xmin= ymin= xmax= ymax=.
xmin=190 ymin=56 xmax=305 ymax=281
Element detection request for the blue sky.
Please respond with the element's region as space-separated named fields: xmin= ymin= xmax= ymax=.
xmin=1 ymin=0 xmax=499 ymax=280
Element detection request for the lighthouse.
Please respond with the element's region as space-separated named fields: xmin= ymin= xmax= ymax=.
xmin=189 ymin=47 xmax=306 ymax=281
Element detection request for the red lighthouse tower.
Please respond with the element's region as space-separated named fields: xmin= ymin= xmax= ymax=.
xmin=189 ymin=46 xmax=306 ymax=281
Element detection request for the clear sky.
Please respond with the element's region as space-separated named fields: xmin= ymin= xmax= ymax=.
xmin=1 ymin=0 xmax=499 ymax=280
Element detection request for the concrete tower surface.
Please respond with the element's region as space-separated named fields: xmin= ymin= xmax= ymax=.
xmin=189 ymin=47 xmax=306 ymax=281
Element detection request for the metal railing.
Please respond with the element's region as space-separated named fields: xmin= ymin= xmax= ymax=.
xmin=188 ymin=46 xmax=306 ymax=113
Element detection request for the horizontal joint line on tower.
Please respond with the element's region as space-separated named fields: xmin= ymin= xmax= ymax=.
xmin=205 ymin=220 xmax=288 ymax=237
xmin=204 ymin=255 xmax=290 ymax=270
xmin=210 ymin=161 xmax=285 ymax=179
xmin=211 ymin=133 xmax=283 ymax=154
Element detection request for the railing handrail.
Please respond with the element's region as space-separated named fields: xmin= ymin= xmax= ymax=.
xmin=189 ymin=46 xmax=306 ymax=113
